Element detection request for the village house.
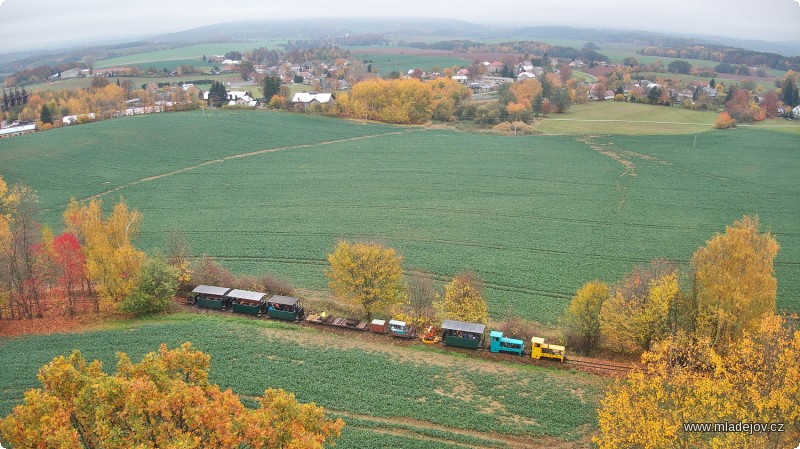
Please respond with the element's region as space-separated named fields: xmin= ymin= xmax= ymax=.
xmin=291 ymin=92 xmax=335 ymax=109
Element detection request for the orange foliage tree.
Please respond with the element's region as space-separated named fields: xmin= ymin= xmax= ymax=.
xmin=0 ymin=343 xmax=343 ymax=448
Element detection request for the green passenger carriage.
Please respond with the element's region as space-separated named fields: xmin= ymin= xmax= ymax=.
xmin=190 ymin=285 xmax=231 ymax=310
xmin=226 ymin=289 xmax=267 ymax=316
xmin=441 ymin=320 xmax=486 ymax=349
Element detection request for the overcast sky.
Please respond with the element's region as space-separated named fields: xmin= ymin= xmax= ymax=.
xmin=1 ymin=0 xmax=799 ymax=54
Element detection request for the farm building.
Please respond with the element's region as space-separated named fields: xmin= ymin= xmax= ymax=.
xmin=0 ymin=123 xmax=35 ymax=139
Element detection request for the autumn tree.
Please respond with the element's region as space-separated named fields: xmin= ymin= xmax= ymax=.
xmin=0 ymin=343 xmax=344 ymax=449
xmin=399 ymin=275 xmax=438 ymax=328
xmin=600 ymin=260 xmax=680 ymax=353
xmin=63 ymin=198 xmax=145 ymax=310
xmin=436 ymin=272 xmax=488 ymax=324
xmin=51 ymin=232 xmax=87 ymax=317
xmin=166 ymin=229 xmax=192 ymax=292
xmin=713 ymin=111 xmax=736 ymax=129
xmin=326 ymin=240 xmax=406 ymax=320
xmin=760 ymin=90 xmax=781 ymax=118
xmin=191 ymin=255 xmax=235 ymax=288
xmin=691 ymin=215 xmax=779 ymax=348
xmin=563 ymin=280 xmax=610 ymax=354
xmin=725 ymin=87 xmax=763 ymax=122
xmin=0 ymin=182 xmax=44 ymax=319
xmin=595 ymin=314 xmax=800 ymax=449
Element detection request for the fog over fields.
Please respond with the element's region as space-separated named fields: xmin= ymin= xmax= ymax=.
xmin=1 ymin=0 xmax=799 ymax=52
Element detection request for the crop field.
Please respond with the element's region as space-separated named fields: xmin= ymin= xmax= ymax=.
xmin=94 ymin=40 xmax=286 ymax=68
xmin=0 ymin=109 xmax=798 ymax=323
xmin=348 ymin=48 xmax=473 ymax=73
xmin=23 ymin=73 xmax=243 ymax=93
xmin=0 ymin=314 xmax=607 ymax=448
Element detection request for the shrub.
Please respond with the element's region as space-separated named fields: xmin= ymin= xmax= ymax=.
xmin=713 ymin=111 xmax=736 ymax=129
xmin=120 ymin=256 xmax=179 ymax=315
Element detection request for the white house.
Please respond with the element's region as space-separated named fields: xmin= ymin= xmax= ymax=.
xmin=793 ymin=105 xmax=800 ymax=118
xmin=291 ymin=92 xmax=334 ymax=105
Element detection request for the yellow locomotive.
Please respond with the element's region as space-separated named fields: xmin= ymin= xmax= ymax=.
xmin=530 ymin=337 xmax=565 ymax=362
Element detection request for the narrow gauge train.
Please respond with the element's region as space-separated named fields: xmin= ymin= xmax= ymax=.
xmin=188 ymin=285 xmax=564 ymax=361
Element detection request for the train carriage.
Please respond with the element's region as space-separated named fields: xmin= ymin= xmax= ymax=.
xmin=441 ymin=320 xmax=486 ymax=349
xmin=227 ymin=289 xmax=267 ymax=316
xmin=190 ymin=285 xmax=231 ymax=310
xmin=267 ymin=295 xmax=306 ymax=321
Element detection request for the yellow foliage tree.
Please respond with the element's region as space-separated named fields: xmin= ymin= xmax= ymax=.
xmin=436 ymin=272 xmax=488 ymax=324
xmin=325 ymin=240 xmax=406 ymax=320
xmin=595 ymin=314 xmax=800 ymax=449
xmin=563 ymin=279 xmax=610 ymax=354
xmin=691 ymin=215 xmax=779 ymax=348
xmin=63 ymin=198 xmax=145 ymax=307
xmin=510 ymin=78 xmax=542 ymax=108
xmin=600 ymin=261 xmax=680 ymax=353
xmin=0 ymin=343 xmax=343 ymax=449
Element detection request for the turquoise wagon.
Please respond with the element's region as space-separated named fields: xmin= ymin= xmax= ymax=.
xmin=190 ymin=285 xmax=231 ymax=310
xmin=441 ymin=320 xmax=486 ymax=349
xmin=226 ymin=289 xmax=267 ymax=316
xmin=489 ymin=330 xmax=524 ymax=356
xmin=267 ymin=295 xmax=305 ymax=321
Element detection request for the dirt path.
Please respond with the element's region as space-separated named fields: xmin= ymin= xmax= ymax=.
xmin=81 ymin=130 xmax=409 ymax=201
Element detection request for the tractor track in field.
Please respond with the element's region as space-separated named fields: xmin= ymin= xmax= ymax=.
xmin=327 ymin=410 xmax=577 ymax=449
xmin=78 ymin=130 xmax=410 ymax=202
xmin=577 ymin=136 xmax=636 ymax=215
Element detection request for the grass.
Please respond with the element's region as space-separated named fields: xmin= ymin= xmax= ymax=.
xmin=536 ymin=102 xmax=719 ymax=135
xmin=0 ymin=108 xmax=797 ymax=322
xmin=0 ymin=314 xmax=606 ymax=447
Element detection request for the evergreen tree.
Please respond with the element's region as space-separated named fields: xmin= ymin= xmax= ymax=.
xmin=262 ymin=76 xmax=281 ymax=101
xmin=782 ymin=77 xmax=798 ymax=107
xmin=208 ymin=81 xmax=228 ymax=107
xmin=39 ymin=105 xmax=53 ymax=124
xmin=709 ymin=78 xmax=716 ymax=88
xmin=533 ymin=93 xmax=543 ymax=117
xmin=541 ymin=76 xmax=552 ymax=99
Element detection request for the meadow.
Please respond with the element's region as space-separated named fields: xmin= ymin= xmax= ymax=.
xmin=0 ymin=107 xmax=797 ymax=323
xmin=0 ymin=314 xmax=606 ymax=448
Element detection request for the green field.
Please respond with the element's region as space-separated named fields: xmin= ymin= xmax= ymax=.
xmin=24 ymin=73 xmax=243 ymax=93
xmin=94 ymin=41 xmax=286 ymax=68
xmin=0 ymin=107 xmax=798 ymax=323
xmin=348 ymin=48 xmax=473 ymax=73
xmin=0 ymin=314 xmax=606 ymax=448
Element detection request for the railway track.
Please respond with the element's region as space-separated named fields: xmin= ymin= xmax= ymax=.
xmin=565 ymin=357 xmax=632 ymax=374
xmin=178 ymin=300 xmax=634 ymax=376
